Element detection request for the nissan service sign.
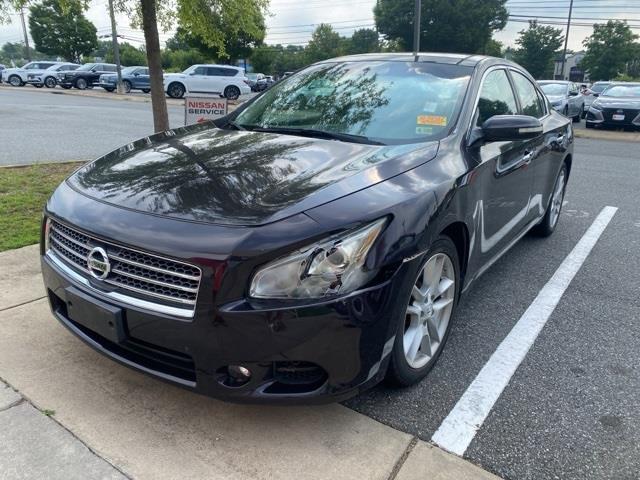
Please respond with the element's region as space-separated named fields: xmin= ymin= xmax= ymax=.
xmin=184 ymin=95 xmax=228 ymax=125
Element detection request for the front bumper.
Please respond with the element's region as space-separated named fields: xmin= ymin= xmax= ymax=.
xmin=41 ymin=246 xmax=408 ymax=404
xmin=586 ymin=107 xmax=640 ymax=128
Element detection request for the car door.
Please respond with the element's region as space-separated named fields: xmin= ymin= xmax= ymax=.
xmin=134 ymin=68 xmax=150 ymax=89
xmin=187 ymin=66 xmax=210 ymax=93
xmin=206 ymin=67 xmax=227 ymax=94
xmin=465 ymin=68 xmax=536 ymax=269
xmin=508 ymin=69 xmax=565 ymax=220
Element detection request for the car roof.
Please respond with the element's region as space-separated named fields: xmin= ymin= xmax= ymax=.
xmin=196 ymin=64 xmax=242 ymax=69
xmin=608 ymin=82 xmax=640 ymax=86
xmin=538 ymin=80 xmax=570 ymax=84
xmin=316 ymin=52 xmax=513 ymax=68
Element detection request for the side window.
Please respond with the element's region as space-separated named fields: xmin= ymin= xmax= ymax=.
xmin=476 ymin=69 xmax=518 ymax=126
xmin=222 ymin=68 xmax=239 ymax=77
xmin=141 ymin=68 xmax=149 ymax=75
xmin=193 ymin=66 xmax=207 ymax=75
xmin=206 ymin=67 xmax=222 ymax=76
xmin=105 ymin=65 xmax=116 ymax=72
xmin=511 ymin=71 xmax=545 ymax=118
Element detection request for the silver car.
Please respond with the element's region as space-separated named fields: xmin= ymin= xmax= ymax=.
xmin=538 ymin=81 xmax=585 ymax=122
xmin=27 ymin=63 xmax=80 ymax=88
xmin=582 ymin=81 xmax=612 ymax=112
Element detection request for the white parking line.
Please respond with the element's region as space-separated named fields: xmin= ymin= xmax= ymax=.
xmin=432 ymin=206 xmax=618 ymax=456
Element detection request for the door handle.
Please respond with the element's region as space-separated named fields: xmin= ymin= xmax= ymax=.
xmin=522 ymin=150 xmax=535 ymax=164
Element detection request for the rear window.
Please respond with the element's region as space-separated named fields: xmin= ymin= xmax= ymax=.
xmin=235 ymin=61 xmax=473 ymax=144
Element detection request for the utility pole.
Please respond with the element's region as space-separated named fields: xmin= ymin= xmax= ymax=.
xmin=559 ymin=0 xmax=574 ymax=80
xmin=19 ymin=8 xmax=31 ymax=62
xmin=108 ymin=0 xmax=124 ymax=94
xmin=413 ymin=0 xmax=421 ymax=60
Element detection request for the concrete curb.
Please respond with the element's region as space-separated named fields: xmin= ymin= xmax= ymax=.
xmin=574 ymin=127 xmax=640 ymax=142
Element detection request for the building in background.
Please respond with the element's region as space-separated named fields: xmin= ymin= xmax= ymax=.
xmin=554 ymin=51 xmax=587 ymax=82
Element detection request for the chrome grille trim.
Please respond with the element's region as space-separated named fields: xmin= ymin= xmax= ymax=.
xmin=47 ymin=219 xmax=202 ymax=317
xmin=46 ymin=251 xmax=196 ymax=318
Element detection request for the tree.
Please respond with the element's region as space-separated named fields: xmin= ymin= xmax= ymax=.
xmin=375 ymin=0 xmax=508 ymax=54
xmin=348 ymin=28 xmax=380 ymax=55
xmin=105 ymin=42 xmax=146 ymax=66
xmin=483 ymin=38 xmax=503 ymax=57
xmin=112 ymin=0 xmax=268 ymax=132
xmin=28 ymin=0 xmax=97 ymax=63
xmin=512 ymin=21 xmax=564 ymax=79
xmin=305 ymin=24 xmax=343 ymax=64
xmin=581 ymin=20 xmax=639 ymax=81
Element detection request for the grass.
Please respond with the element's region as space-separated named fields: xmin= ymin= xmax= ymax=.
xmin=0 ymin=162 xmax=84 ymax=252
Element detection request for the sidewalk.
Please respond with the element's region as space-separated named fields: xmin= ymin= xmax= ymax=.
xmin=0 ymin=245 xmax=499 ymax=480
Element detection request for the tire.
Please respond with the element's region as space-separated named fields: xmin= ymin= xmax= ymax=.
xmin=167 ymin=82 xmax=185 ymax=99
xmin=103 ymin=87 xmax=115 ymax=93
xmin=75 ymin=78 xmax=88 ymax=90
xmin=122 ymin=80 xmax=132 ymax=94
xmin=562 ymin=106 xmax=569 ymax=117
xmin=44 ymin=76 xmax=57 ymax=88
xmin=142 ymin=88 xmax=150 ymax=94
xmin=224 ymin=85 xmax=241 ymax=101
xmin=572 ymin=107 xmax=581 ymax=123
xmin=387 ymin=236 xmax=460 ymax=387
xmin=8 ymin=75 xmax=23 ymax=87
xmin=532 ymin=164 xmax=568 ymax=237
xmin=581 ymin=106 xmax=588 ymax=119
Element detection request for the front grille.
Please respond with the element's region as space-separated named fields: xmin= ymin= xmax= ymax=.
xmin=602 ymin=108 xmax=640 ymax=125
xmin=48 ymin=219 xmax=202 ymax=312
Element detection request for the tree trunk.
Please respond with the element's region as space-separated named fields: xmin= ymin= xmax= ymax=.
xmin=140 ymin=0 xmax=169 ymax=132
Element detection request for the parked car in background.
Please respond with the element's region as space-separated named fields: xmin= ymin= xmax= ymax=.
xmin=582 ymin=81 xmax=612 ymax=113
xmin=27 ymin=63 xmax=80 ymax=88
xmin=586 ymin=82 xmax=640 ymax=130
xmin=163 ymin=64 xmax=250 ymax=100
xmin=1 ymin=61 xmax=60 ymax=87
xmin=538 ymin=80 xmax=584 ymax=122
xmin=41 ymin=53 xmax=572 ymax=403
xmin=264 ymin=75 xmax=275 ymax=89
xmin=58 ymin=63 xmax=117 ymax=90
xmin=247 ymin=72 xmax=266 ymax=91
xmin=99 ymin=66 xmax=151 ymax=93
xmin=0 ymin=64 xmax=5 ymax=83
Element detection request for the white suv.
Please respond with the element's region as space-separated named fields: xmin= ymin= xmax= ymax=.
xmin=163 ymin=64 xmax=251 ymax=100
xmin=1 ymin=61 xmax=61 ymax=87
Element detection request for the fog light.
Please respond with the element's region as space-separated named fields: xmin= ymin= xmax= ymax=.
xmin=228 ymin=365 xmax=251 ymax=381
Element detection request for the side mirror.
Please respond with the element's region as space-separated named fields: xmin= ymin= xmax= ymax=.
xmin=593 ymin=93 xmax=600 ymax=97
xmin=569 ymin=90 xmax=579 ymax=97
xmin=481 ymin=115 xmax=543 ymax=142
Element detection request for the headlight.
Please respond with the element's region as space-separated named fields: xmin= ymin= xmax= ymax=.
xmin=249 ymin=218 xmax=387 ymax=299
xmin=590 ymin=102 xmax=603 ymax=111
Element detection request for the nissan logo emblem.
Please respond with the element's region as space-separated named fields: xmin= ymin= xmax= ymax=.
xmin=87 ymin=247 xmax=111 ymax=280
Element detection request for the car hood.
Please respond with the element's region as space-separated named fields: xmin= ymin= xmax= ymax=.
xmin=67 ymin=123 xmax=439 ymax=226
xmin=546 ymin=95 xmax=566 ymax=103
xmin=595 ymin=97 xmax=640 ymax=109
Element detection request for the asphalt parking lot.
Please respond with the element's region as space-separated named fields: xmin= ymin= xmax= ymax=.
xmin=1 ymin=85 xmax=639 ymax=479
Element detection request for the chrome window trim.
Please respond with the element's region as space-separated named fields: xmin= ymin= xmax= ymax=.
xmin=46 ymin=250 xmax=196 ymax=319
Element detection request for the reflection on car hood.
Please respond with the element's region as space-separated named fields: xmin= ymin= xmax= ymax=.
xmin=596 ymin=97 xmax=640 ymax=109
xmin=68 ymin=123 xmax=439 ymax=226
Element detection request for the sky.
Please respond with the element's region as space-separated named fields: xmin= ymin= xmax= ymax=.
xmin=1 ymin=0 xmax=639 ymax=56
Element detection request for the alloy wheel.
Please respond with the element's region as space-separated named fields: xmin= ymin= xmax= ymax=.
xmin=9 ymin=75 xmax=21 ymax=87
xmin=549 ymin=169 xmax=566 ymax=228
xmin=45 ymin=76 xmax=57 ymax=88
xmin=76 ymin=78 xmax=87 ymax=90
xmin=403 ymin=253 xmax=456 ymax=369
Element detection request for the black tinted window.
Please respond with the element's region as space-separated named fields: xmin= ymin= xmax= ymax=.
xmin=103 ymin=65 xmax=117 ymax=72
xmin=193 ymin=66 xmax=207 ymax=75
xmin=476 ymin=69 xmax=518 ymax=126
xmin=511 ymin=71 xmax=544 ymax=118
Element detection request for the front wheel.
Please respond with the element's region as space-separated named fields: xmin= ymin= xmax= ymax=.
xmin=122 ymin=80 xmax=132 ymax=94
xmin=224 ymin=85 xmax=241 ymax=100
xmin=532 ymin=164 xmax=567 ymax=237
xmin=75 ymin=78 xmax=87 ymax=90
xmin=44 ymin=76 xmax=57 ymax=88
xmin=387 ymin=237 xmax=460 ymax=387
xmin=142 ymin=88 xmax=150 ymax=93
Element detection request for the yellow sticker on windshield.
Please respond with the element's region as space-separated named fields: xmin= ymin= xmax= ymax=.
xmin=417 ymin=115 xmax=447 ymax=126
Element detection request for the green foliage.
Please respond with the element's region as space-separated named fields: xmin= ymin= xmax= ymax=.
xmin=374 ymin=0 xmax=508 ymax=53
xmin=105 ymin=42 xmax=147 ymax=66
xmin=348 ymin=28 xmax=380 ymax=55
xmin=28 ymin=0 xmax=98 ymax=63
xmin=512 ymin=21 xmax=564 ymax=79
xmin=305 ymin=24 xmax=344 ymax=63
xmin=250 ymin=44 xmax=306 ymax=75
xmin=483 ymin=38 xmax=503 ymax=57
xmin=162 ymin=48 xmax=209 ymax=72
xmin=581 ymin=21 xmax=640 ymax=81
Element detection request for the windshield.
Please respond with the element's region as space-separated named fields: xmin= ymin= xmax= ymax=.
xmin=121 ymin=67 xmax=139 ymax=75
xmin=540 ymin=83 xmax=567 ymax=96
xmin=77 ymin=63 xmax=96 ymax=71
xmin=235 ymin=61 xmax=472 ymax=144
xmin=591 ymin=83 xmax=609 ymax=94
xmin=247 ymin=73 xmax=258 ymax=80
xmin=602 ymin=85 xmax=640 ymax=98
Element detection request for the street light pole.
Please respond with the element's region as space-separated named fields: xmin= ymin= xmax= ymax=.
xmin=413 ymin=0 xmax=421 ymax=60
xmin=108 ymin=0 xmax=124 ymax=94
xmin=559 ymin=0 xmax=574 ymax=80
xmin=19 ymin=7 xmax=31 ymax=62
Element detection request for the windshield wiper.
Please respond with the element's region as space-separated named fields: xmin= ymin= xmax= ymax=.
xmin=226 ymin=120 xmax=247 ymax=131
xmin=249 ymin=126 xmax=385 ymax=145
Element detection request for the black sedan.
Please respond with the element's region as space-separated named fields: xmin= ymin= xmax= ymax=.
xmin=41 ymin=53 xmax=573 ymax=403
xmin=58 ymin=62 xmax=117 ymax=90
xmin=586 ymin=82 xmax=640 ymax=129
